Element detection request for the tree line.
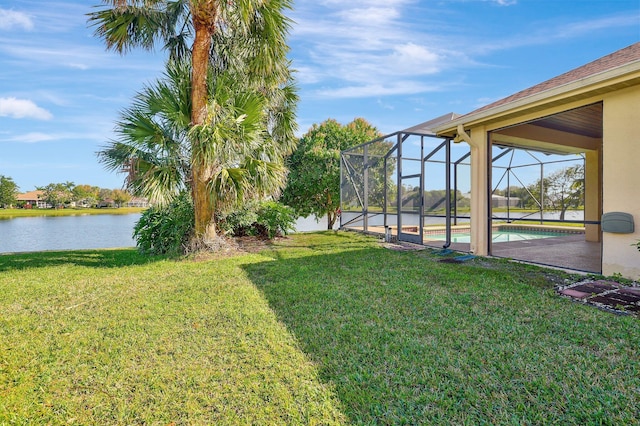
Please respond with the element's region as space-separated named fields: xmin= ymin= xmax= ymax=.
xmin=0 ymin=176 xmax=133 ymax=209
xmin=493 ymin=164 xmax=584 ymax=220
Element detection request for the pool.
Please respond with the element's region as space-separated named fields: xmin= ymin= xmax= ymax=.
xmin=427 ymin=230 xmax=569 ymax=243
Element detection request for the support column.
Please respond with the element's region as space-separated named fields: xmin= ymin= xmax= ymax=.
xmin=455 ymin=125 xmax=489 ymax=255
xmin=584 ymin=149 xmax=602 ymax=242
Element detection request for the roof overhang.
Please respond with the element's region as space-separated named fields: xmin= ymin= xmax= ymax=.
xmin=433 ymin=61 xmax=640 ymax=138
xmin=401 ymin=112 xmax=461 ymax=135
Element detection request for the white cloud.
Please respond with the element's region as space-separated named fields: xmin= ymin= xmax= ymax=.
xmin=472 ymin=13 xmax=638 ymax=54
xmin=35 ymin=91 xmax=70 ymax=107
xmin=0 ymin=40 xmax=162 ymax=74
xmin=335 ymin=7 xmax=400 ymax=25
xmin=390 ymin=43 xmax=441 ymax=74
xmin=0 ymin=44 xmax=100 ymax=66
xmin=0 ymin=129 xmax=108 ymax=144
xmin=310 ymin=43 xmax=446 ymax=85
xmin=0 ymin=98 xmax=53 ymax=120
xmin=556 ymin=14 xmax=639 ymax=39
xmin=291 ymin=2 xmax=472 ymax=99
xmin=291 ymin=1 xmax=639 ymax=102
xmin=3 ymin=132 xmax=56 ymax=143
xmin=319 ymin=0 xmax=411 ymax=7
xmin=317 ymin=81 xmax=441 ymax=98
xmin=377 ymin=99 xmax=395 ymax=110
xmin=294 ymin=66 xmax=324 ymax=84
xmin=68 ymin=63 xmax=90 ymax=70
xmin=0 ymin=8 xmax=33 ymax=30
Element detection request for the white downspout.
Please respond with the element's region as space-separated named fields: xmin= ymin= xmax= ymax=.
xmin=454 ymin=124 xmax=474 ymax=146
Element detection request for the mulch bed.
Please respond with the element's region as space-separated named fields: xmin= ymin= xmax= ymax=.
xmin=188 ymin=235 xmax=279 ymax=261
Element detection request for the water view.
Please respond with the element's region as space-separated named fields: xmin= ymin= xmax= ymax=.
xmin=0 ymin=213 xmax=333 ymax=254
xmin=0 ymin=214 xmax=141 ymax=254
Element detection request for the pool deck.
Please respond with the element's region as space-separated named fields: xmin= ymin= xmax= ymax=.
xmin=491 ymin=233 xmax=601 ymax=274
xmin=345 ymin=225 xmax=601 ymax=273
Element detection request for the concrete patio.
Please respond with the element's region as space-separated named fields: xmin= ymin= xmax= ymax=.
xmin=491 ymin=234 xmax=601 ymax=273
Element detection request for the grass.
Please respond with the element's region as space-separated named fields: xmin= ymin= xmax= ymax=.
xmin=1 ymin=232 xmax=638 ymax=424
xmin=0 ymin=207 xmax=144 ymax=219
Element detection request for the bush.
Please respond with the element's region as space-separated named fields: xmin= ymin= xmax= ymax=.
xmin=255 ymin=201 xmax=297 ymax=239
xmin=218 ymin=204 xmax=259 ymax=237
xmin=133 ymin=192 xmax=194 ymax=255
xmin=218 ymin=201 xmax=296 ymax=239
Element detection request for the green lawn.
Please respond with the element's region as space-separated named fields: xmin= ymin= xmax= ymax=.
xmin=0 ymin=207 xmax=144 ymax=219
xmin=1 ymin=232 xmax=638 ymax=424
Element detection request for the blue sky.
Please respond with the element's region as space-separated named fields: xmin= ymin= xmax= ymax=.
xmin=0 ymin=0 xmax=638 ymax=192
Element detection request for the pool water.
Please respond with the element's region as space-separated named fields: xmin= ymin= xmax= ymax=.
xmin=427 ymin=230 xmax=568 ymax=244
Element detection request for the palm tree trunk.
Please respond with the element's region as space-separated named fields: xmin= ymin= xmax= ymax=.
xmin=191 ymin=6 xmax=216 ymax=240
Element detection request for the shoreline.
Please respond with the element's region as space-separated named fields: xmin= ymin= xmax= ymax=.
xmin=0 ymin=207 xmax=145 ymax=219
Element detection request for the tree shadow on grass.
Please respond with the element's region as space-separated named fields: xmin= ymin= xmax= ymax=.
xmin=0 ymin=248 xmax=165 ymax=271
xmin=243 ymin=246 xmax=457 ymax=424
xmin=242 ymin=243 xmax=640 ymax=424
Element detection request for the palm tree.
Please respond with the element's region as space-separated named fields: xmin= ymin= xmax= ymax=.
xmin=99 ymin=61 xmax=296 ymax=238
xmin=89 ymin=0 xmax=296 ymax=242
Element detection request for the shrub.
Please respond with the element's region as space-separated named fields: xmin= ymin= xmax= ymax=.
xmin=133 ymin=192 xmax=194 ymax=255
xmin=218 ymin=204 xmax=259 ymax=237
xmin=255 ymin=201 xmax=297 ymax=239
xmin=218 ymin=201 xmax=296 ymax=239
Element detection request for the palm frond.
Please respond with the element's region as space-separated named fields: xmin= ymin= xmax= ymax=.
xmin=163 ymin=0 xmax=192 ymax=61
xmin=129 ymin=157 xmax=185 ymax=205
xmin=210 ymin=167 xmax=248 ymax=211
xmin=88 ymin=0 xmax=191 ymax=61
xmin=241 ymin=158 xmax=287 ymax=200
xmin=265 ymin=79 xmax=298 ymax=155
xmin=89 ymin=2 xmax=166 ymax=53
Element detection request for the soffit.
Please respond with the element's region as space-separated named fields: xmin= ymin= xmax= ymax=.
xmin=490 ymin=103 xmax=603 ymax=155
xmin=527 ymin=102 xmax=602 ymax=139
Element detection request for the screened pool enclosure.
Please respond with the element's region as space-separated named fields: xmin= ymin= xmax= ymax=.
xmin=340 ymin=117 xmax=590 ymax=266
xmin=340 ymin=122 xmax=472 ymax=251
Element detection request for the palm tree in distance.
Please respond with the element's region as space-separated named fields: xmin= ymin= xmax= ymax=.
xmin=89 ymin=0 xmax=297 ymax=244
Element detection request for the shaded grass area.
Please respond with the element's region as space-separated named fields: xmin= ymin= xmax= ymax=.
xmin=0 ymin=207 xmax=144 ymax=219
xmin=244 ymin=233 xmax=640 ymax=425
xmin=1 ymin=232 xmax=638 ymax=424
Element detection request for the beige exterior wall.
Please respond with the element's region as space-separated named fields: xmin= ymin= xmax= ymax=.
xmin=601 ymin=85 xmax=640 ymax=279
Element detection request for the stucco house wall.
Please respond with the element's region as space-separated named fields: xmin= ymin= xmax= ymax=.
xmin=601 ymin=85 xmax=640 ymax=279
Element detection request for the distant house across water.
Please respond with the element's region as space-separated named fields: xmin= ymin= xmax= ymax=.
xmin=16 ymin=190 xmax=49 ymax=209
xmin=126 ymin=197 xmax=149 ymax=208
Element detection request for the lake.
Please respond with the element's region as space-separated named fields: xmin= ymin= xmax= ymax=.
xmin=0 ymin=213 xmax=333 ymax=254
xmin=0 ymin=214 xmax=141 ymax=254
